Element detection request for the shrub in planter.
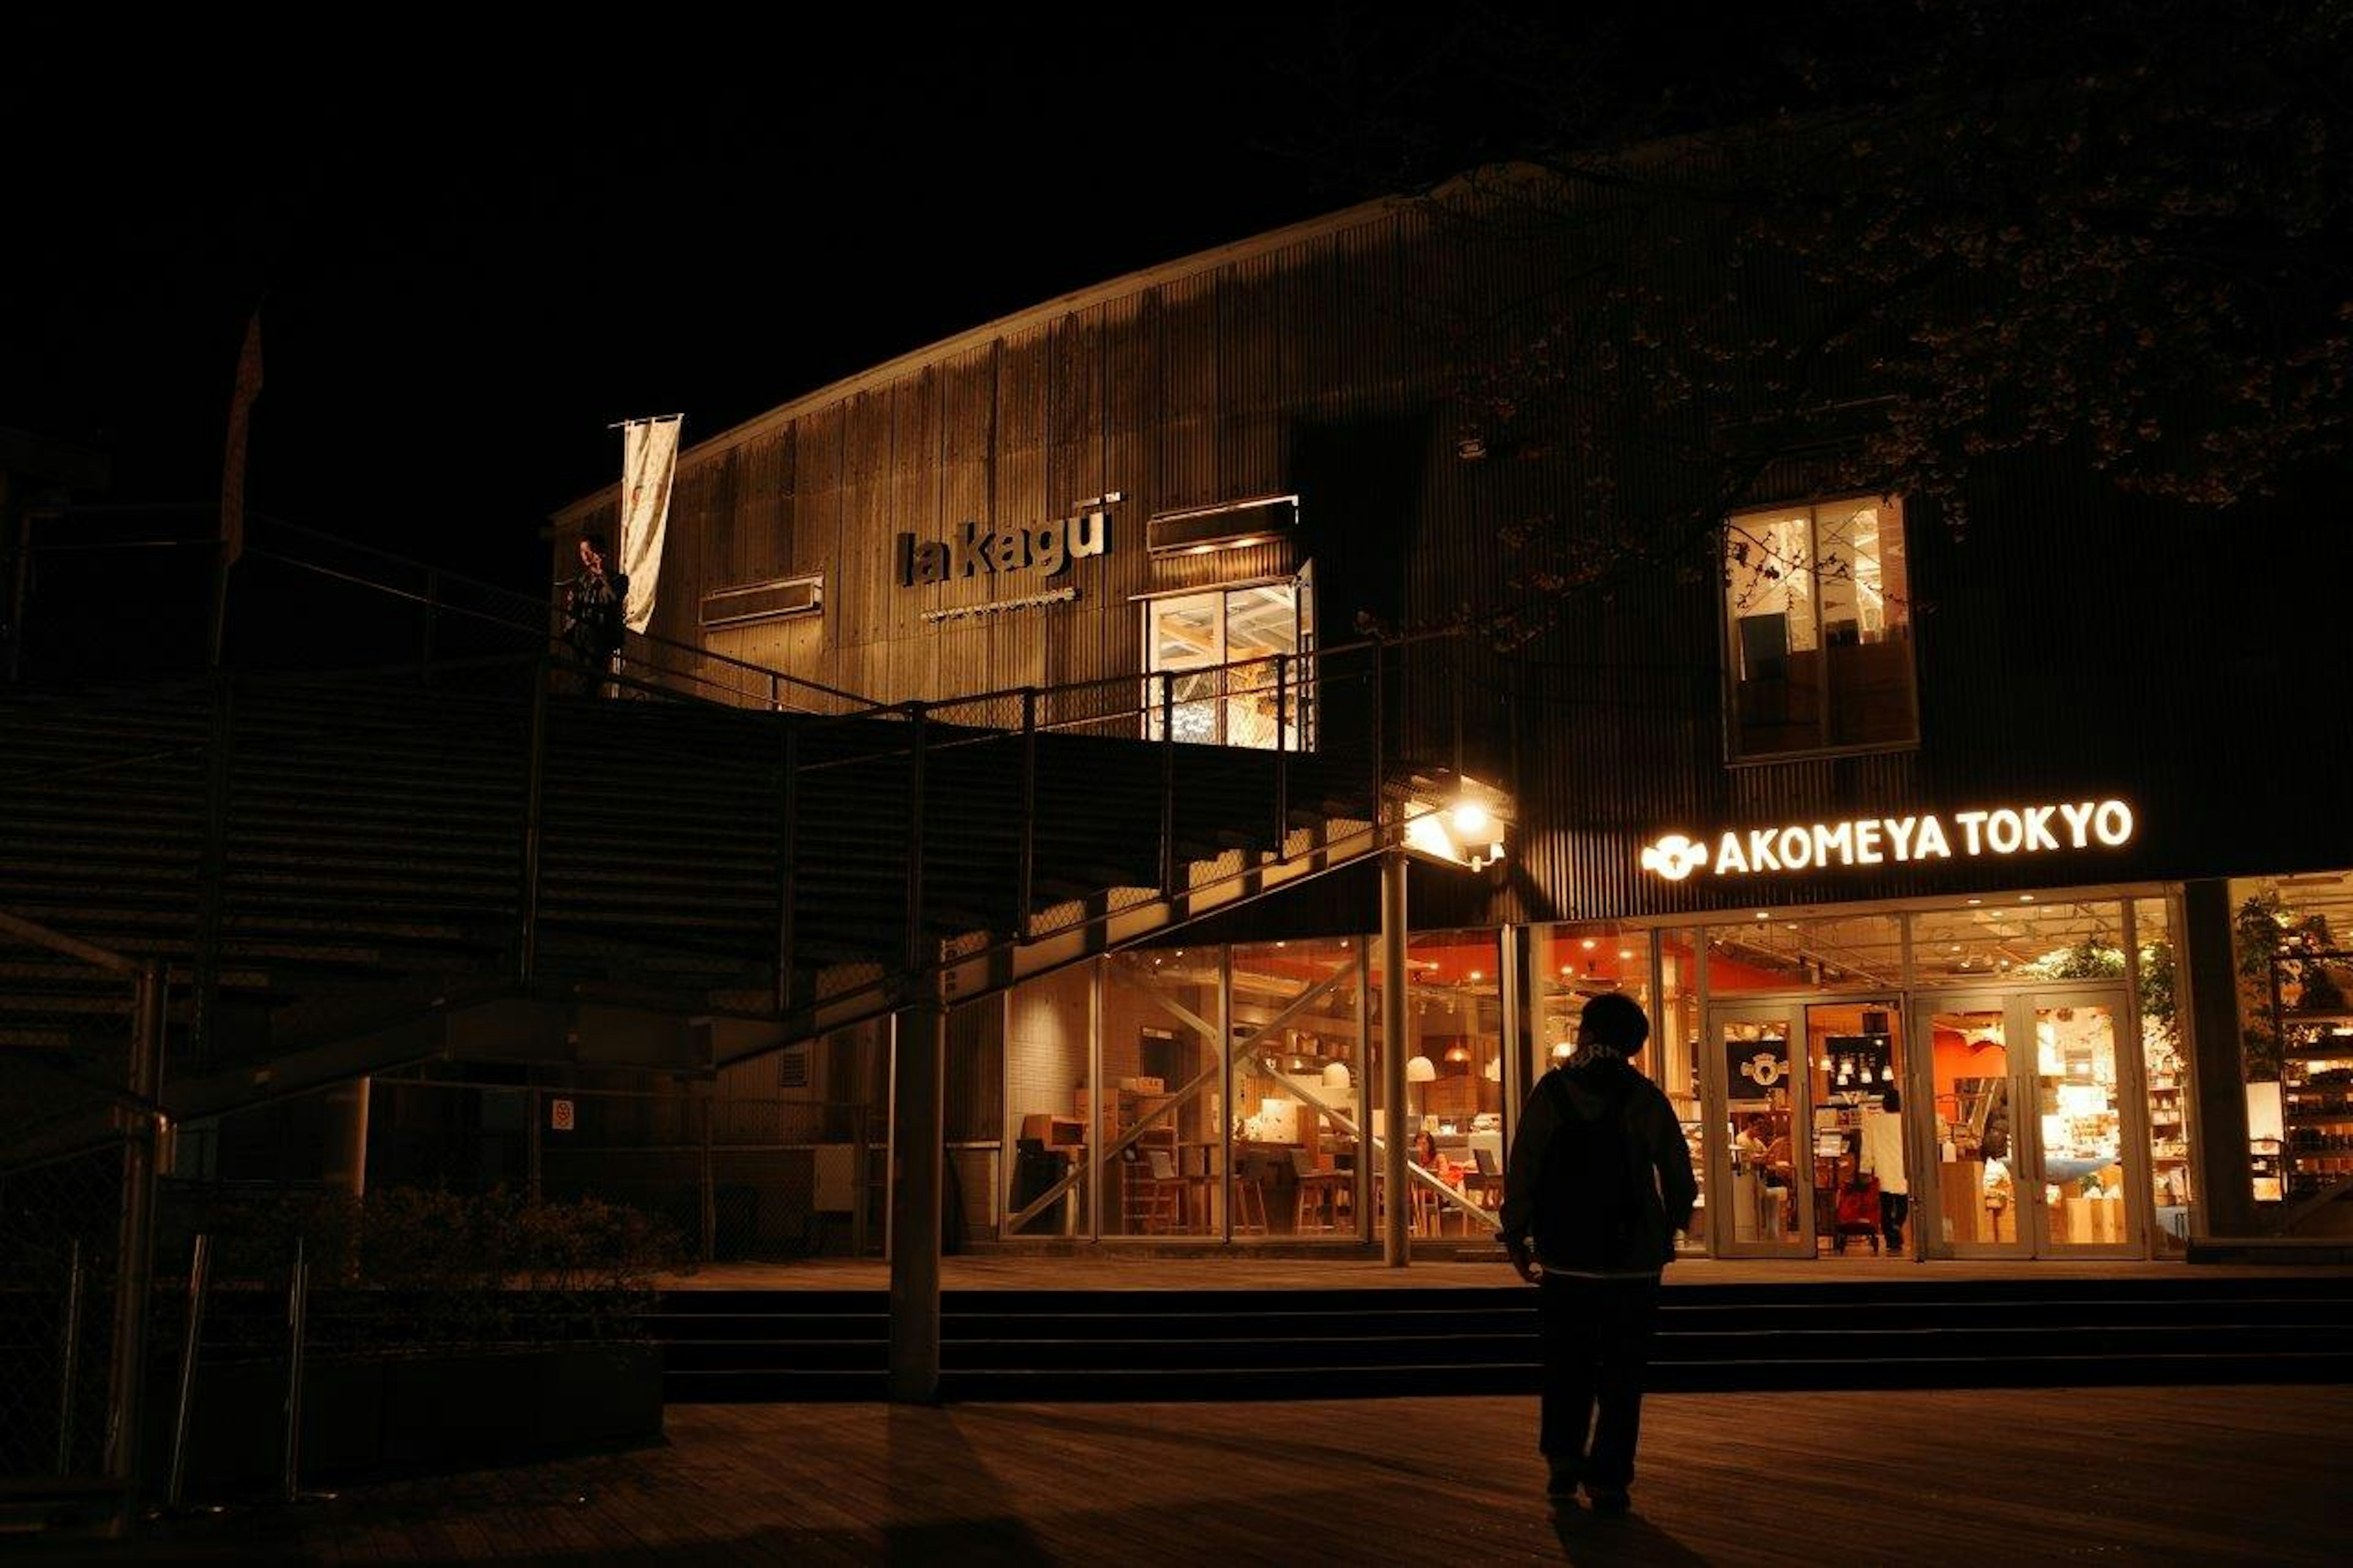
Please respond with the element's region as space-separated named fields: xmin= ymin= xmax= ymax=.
xmin=146 ymin=1186 xmax=685 ymax=1493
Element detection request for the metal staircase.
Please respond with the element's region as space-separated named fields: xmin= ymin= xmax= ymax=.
xmin=1 ymin=525 xmax=1467 ymax=1135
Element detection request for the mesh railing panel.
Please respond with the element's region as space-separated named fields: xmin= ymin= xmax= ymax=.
xmin=0 ymin=934 xmax=142 ymax=1487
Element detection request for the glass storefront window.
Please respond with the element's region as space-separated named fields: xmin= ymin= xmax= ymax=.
xmin=1704 ymin=913 xmax=1904 ymax=994
xmin=1723 ymin=494 xmax=1915 ymax=759
xmin=2230 ymin=870 xmax=2353 ymax=1208
xmin=1142 ymin=573 xmax=1311 ymax=749
xmin=2134 ymin=898 xmax=2194 ymax=1252
xmin=1911 ymin=899 xmax=2123 ymax=987
xmin=1232 ymin=939 xmax=1363 ymax=1239
xmin=1371 ymin=930 xmax=1504 ymax=1241
xmin=1534 ymin=925 xmax=1652 ymax=1069
xmin=1656 ymin=931 xmax=1702 ymax=1251
xmin=1003 ymin=965 xmax=1095 ymax=1238
xmin=1098 ymin=950 xmax=1226 ymax=1238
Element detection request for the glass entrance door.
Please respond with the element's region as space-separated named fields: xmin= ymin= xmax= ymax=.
xmin=1917 ymin=994 xmax=2025 ymax=1257
xmin=2026 ymin=990 xmax=2140 ymax=1257
xmin=1708 ymin=1004 xmax=1809 ymax=1256
xmin=1914 ymin=987 xmax=2142 ymax=1258
xmin=1803 ymin=999 xmax=1908 ymax=1259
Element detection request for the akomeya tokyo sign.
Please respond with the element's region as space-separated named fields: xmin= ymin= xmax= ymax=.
xmin=1640 ymin=800 xmax=2136 ymax=881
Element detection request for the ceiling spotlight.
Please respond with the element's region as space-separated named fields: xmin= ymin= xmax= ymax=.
xmin=1452 ymin=801 xmax=1492 ymax=838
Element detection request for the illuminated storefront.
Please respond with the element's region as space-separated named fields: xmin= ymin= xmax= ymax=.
xmin=544 ymin=169 xmax=2351 ymax=1267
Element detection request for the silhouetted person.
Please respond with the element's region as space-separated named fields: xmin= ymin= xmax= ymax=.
xmin=563 ymin=532 xmax=627 ymax=695
xmin=1501 ymin=992 xmax=1697 ymax=1515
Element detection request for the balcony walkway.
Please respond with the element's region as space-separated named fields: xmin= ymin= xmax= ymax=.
xmin=40 ymin=1384 xmax=2349 ymax=1564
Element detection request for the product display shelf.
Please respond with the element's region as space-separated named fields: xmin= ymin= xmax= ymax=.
xmin=2269 ymin=951 xmax=2353 ymax=1203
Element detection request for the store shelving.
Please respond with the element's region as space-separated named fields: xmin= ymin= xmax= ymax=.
xmin=2269 ymin=950 xmax=2353 ymax=1203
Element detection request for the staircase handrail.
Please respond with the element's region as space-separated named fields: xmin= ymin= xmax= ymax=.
xmin=28 ymin=504 xmax=879 ymax=714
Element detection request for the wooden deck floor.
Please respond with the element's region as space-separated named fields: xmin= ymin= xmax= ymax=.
xmin=662 ymin=1252 xmax=2353 ymax=1291
xmin=59 ymin=1384 xmax=2352 ymax=1564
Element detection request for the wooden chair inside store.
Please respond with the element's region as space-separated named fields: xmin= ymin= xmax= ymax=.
xmin=1289 ymin=1148 xmax=1350 ymax=1233
xmin=1469 ymin=1146 xmax=1505 ymax=1210
xmin=1133 ymin=1148 xmax=1189 ymax=1234
xmin=1233 ymin=1167 xmax=1269 ymax=1234
xmin=1376 ymin=1174 xmax=1443 ymax=1237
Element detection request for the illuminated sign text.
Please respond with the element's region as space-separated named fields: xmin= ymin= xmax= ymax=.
xmin=1640 ymin=800 xmax=2135 ymax=881
xmin=896 ymin=493 xmax=1116 ymax=588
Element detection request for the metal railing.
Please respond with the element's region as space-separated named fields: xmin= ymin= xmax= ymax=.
xmin=765 ymin=624 xmax=1488 ymax=1036
xmin=7 ymin=505 xmax=1494 ymax=1078
xmin=0 ymin=912 xmax=165 ymax=1527
xmin=10 ymin=505 xmax=876 ymax=716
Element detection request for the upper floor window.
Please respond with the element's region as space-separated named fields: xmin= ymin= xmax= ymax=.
xmin=1722 ymin=496 xmax=1916 ymax=760
xmin=1142 ymin=567 xmax=1313 ymax=749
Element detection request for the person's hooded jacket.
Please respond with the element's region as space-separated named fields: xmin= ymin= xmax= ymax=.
xmin=1499 ymin=1051 xmax=1699 ymax=1276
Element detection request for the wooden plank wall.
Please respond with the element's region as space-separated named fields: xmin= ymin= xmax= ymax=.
xmin=568 ymin=185 xmax=2353 ymax=928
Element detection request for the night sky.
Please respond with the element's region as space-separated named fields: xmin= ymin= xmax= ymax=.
xmin=4 ymin=13 xmax=1415 ymax=594
xmin=9 ymin=7 xmax=2221 ymax=602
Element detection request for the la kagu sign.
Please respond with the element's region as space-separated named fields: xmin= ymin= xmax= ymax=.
xmin=895 ymin=494 xmax=1117 ymax=587
xmin=1640 ymin=800 xmax=2136 ymax=881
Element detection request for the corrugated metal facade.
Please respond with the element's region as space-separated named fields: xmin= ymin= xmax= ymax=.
xmin=554 ymin=186 xmax=2353 ymax=931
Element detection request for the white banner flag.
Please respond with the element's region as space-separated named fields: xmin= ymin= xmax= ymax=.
xmin=620 ymin=415 xmax=681 ymax=635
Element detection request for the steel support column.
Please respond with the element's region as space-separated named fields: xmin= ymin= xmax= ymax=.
xmin=2181 ymin=878 xmax=2257 ymax=1237
xmin=1381 ymin=848 xmax=1410 ymax=1267
xmin=105 ymin=961 xmax=165 ymax=1525
xmin=887 ymin=990 xmax=947 ymax=1402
